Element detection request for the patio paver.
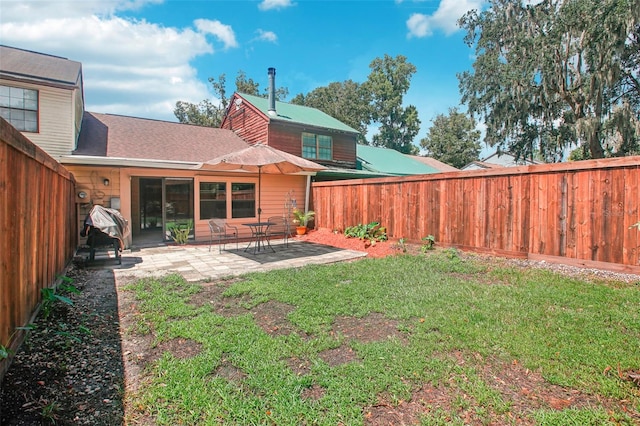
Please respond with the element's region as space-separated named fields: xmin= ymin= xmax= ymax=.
xmin=85 ymin=239 xmax=367 ymax=282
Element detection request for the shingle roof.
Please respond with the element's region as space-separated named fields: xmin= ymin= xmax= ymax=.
xmin=405 ymin=155 xmax=458 ymax=172
xmin=357 ymin=145 xmax=439 ymax=175
xmin=0 ymin=45 xmax=82 ymax=88
xmin=75 ymin=112 xmax=249 ymax=162
xmin=238 ymin=93 xmax=360 ymax=134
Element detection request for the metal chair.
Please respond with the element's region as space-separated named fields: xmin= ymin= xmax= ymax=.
xmin=208 ymin=219 xmax=239 ymax=253
xmin=266 ymin=215 xmax=290 ymax=248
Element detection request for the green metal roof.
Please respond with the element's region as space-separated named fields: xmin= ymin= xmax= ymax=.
xmin=356 ymin=145 xmax=439 ymax=176
xmin=239 ymin=93 xmax=360 ymax=134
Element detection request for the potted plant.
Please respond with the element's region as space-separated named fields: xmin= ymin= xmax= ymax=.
xmin=292 ymin=208 xmax=315 ymax=235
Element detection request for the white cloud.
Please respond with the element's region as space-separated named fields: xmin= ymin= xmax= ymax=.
xmin=258 ymin=0 xmax=295 ymax=11
xmin=0 ymin=0 xmax=230 ymax=121
xmin=194 ymin=19 xmax=238 ymax=50
xmin=406 ymin=0 xmax=483 ymax=38
xmin=256 ymin=29 xmax=278 ymax=43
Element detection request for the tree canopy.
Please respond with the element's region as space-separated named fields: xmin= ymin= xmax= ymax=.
xmin=366 ymin=54 xmax=420 ymax=154
xmin=420 ymin=108 xmax=481 ymax=169
xmin=174 ymin=71 xmax=288 ymax=127
xmin=292 ymin=55 xmax=421 ymax=153
xmin=458 ymin=0 xmax=640 ymax=161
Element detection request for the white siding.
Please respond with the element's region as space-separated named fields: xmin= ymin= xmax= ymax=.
xmin=0 ymin=79 xmax=77 ymax=158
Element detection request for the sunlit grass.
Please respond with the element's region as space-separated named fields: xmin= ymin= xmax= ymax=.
xmin=125 ymin=252 xmax=640 ymax=425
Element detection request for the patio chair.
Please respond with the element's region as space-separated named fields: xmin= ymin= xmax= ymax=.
xmin=266 ymin=215 xmax=290 ymax=248
xmin=208 ymin=219 xmax=239 ymax=253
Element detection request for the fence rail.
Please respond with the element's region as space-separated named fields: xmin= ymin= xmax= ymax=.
xmin=312 ymin=156 xmax=640 ymax=274
xmin=0 ymin=118 xmax=77 ymax=380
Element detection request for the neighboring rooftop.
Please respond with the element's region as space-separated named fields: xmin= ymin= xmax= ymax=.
xmin=238 ymin=93 xmax=360 ymax=134
xmin=357 ymin=145 xmax=440 ymax=176
xmin=0 ymin=45 xmax=82 ymax=88
xmin=405 ymin=155 xmax=458 ymax=172
xmin=74 ymin=112 xmax=249 ymax=162
xmin=462 ymin=151 xmax=542 ymax=171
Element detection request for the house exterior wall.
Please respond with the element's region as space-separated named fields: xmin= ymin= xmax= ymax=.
xmin=222 ymin=93 xmax=358 ymax=168
xmin=0 ymin=79 xmax=79 ymax=159
xmin=222 ymin=102 xmax=268 ymax=145
xmin=268 ymin=122 xmax=357 ymax=168
xmin=66 ymin=165 xmax=309 ymax=246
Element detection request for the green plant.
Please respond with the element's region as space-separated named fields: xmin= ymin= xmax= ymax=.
xmin=169 ymin=220 xmax=193 ymax=244
xmin=40 ymin=400 xmax=61 ymax=424
xmin=41 ymin=287 xmax=74 ymax=319
xmin=421 ymin=234 xmax=435 ymax=252
xmin=344 ymin=221 xmax=388 ymax=244
xmin=0 ymin=325 xmax=34 ymax=360
xmin=395 ymin=237 xmax=408 ymax=253
xmin=292 ymin=209 xmax=315 ymax=226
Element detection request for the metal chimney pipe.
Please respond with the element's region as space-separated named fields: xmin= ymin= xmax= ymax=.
xmin=267 ymin=67 xmax=276 ymax=116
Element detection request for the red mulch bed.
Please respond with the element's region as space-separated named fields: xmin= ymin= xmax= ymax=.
xmin=294 ymin=228 xmax=402 ymax=258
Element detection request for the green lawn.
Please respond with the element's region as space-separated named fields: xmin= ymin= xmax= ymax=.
xmin=124 ymin=250 xmax=640 ymax=425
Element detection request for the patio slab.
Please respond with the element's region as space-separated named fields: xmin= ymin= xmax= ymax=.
xmin=84 ymin=239 xmax=367 ymax=282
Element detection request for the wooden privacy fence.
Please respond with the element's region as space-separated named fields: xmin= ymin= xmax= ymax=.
xmin=0 ymin=118 xmax=77 ymax=380
xmin=312 ymin=156 xmax=640 ymax=274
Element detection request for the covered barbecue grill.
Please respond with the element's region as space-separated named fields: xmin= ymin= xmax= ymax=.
xmin=80 ymin=205 xmax=130 ymax=264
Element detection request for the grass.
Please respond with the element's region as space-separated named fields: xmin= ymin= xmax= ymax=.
xmin=125 ymin=251 xmax=640 ymax=425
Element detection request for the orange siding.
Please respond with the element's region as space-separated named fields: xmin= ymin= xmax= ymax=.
xmin=312 ymin=157 xmax=640 ymax=273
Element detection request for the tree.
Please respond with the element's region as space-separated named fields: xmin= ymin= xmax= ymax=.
xmin=174 ymin=70 xmax=288 ymax=127
xmin=458 ymin=0 xmax=640 ymax=161
xmin=365 ymin=54 xmax=420 ymax=154
xmin=420 ymin=108 xmax=481 ymax=169
xmin=291 ymin=80 xmax=372 ymax=144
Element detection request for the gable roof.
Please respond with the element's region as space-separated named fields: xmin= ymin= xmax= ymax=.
xmin=405 ymin=155 xmax=458 ymax=172
xmin=73 ymin=112 xmax=249 ymax=163
xmin=357 ymin=145 xmax=439 ymax=175
xmin=237 ymin=93 xmax=360 ymax=134
xmin=0 ymin=45 xmax=82 ymax=89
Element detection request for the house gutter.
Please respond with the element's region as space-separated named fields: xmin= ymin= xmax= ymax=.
xmin=60 ymin=155 xmax=202 ymax=170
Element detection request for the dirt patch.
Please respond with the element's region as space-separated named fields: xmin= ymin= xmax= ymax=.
xmin=318 ymin=346 xmax=361 ymax=366
xmin=158 ymin=338 xmax=202 ymax=359
xmin=251 ymin=300 xmax=299 ymax=337
xmin=189 ymin=280 xmax=253 ymax=317
xmin=301 ymin=384 xmax=326 ymax=401
xmin=212 ymin=357 xmax=247 ymax=383
xmin=332 ymin=312 xmax=407 ymax=344
xmin=287 ymin=357 xmax=313 ymax=376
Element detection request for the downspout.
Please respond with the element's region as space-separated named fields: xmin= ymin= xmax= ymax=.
xmin=305 ymin=175 xmax=311 ymax=214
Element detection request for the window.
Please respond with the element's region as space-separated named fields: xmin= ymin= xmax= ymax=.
xmin=199 ymin=182 xmax=255 ymax=219
xmin=0 ymin=85 xmax=38 ymax=132
xmin=200 ymin=182 xmax=227 ymax=219
xmin=231 ymin=183 xmax=255 ymax=218
xmin=302 ymin=133 xmax=332 ymax=160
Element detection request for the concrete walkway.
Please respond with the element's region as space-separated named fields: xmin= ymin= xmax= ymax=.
xmin=85 ymin=239 xmax=367 ymax=282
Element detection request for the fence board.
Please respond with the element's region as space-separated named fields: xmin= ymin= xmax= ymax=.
xmin=312 ymin=156 xmax=640 ymax=273
xmin=0 ymin=118 xmax=76 ymax=380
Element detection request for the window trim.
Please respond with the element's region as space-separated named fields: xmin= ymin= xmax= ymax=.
xmin=301 ymin=132 xmax=332 ymax=160
xmin=198 ymin=179 xmax=257 ymax=220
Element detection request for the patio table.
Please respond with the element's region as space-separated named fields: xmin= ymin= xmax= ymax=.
xmin=242 ymin=222 xmax=275 ymax=254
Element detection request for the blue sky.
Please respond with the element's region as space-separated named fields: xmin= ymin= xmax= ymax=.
xmin=0 ymin=0 xmax=491 ymax=155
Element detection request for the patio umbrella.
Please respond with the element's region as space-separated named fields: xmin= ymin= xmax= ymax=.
xmin=198 ymin=143 xmax=326 ymax=223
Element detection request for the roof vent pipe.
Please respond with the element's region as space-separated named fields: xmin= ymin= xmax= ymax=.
xmin=267 ymin=67 xmax=276 ymax=116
